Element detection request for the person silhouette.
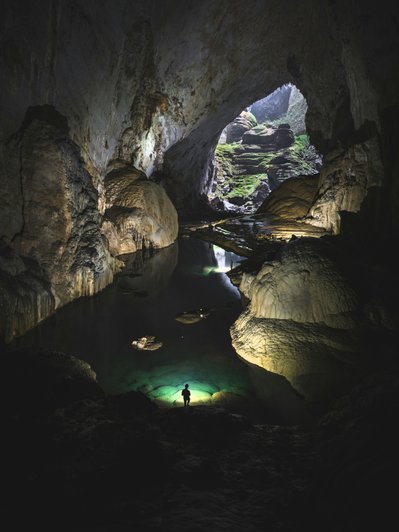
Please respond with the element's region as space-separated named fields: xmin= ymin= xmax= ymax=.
xmin=182 ymin=383 xmax=191 ymax=407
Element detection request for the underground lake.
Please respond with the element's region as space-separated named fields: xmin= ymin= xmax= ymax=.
xmin=8 ymin=237 xmax=313 ymax=426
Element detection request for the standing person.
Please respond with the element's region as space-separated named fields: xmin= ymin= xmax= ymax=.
xmin=182 ymin=383 xmax=191 ymax=407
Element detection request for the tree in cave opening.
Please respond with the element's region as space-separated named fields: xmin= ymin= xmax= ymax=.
xmin=208 ymin=83 xmax=322 ymax=214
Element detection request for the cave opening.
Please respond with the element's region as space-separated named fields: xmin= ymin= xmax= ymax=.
xmin=207 ymin=83 xmax=322 ymax=215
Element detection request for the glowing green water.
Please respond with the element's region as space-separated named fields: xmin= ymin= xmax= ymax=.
xmin=13 ymin=238 xmax=312 ymax=424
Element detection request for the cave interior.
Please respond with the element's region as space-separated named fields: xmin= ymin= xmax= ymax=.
xmin=1 ymin=1 xmax=399 ymax=531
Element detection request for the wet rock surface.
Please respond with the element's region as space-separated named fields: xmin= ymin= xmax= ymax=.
xmin=131 ymin=335 xmax=163 ymax=351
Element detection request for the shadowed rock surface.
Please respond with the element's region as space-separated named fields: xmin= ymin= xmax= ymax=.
xmin=1 ymin=348 xmax=398 ymax=532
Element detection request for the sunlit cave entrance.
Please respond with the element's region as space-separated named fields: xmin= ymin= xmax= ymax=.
xmin=207 ymin=83 xmax=322 ymax=214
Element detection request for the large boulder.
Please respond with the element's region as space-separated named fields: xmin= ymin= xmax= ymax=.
xmin=0 ymin=348 xmax=104 ymax=416
xmin=101 ymin=166 xmax=178 ymax=255
xmin=231 ymin=238 xmax=365 ymax=409
xmin=242 ymin=124 xmax=295 ymax=149
xmin=258 ymin=174 xmax=319 ymax=220
xmin=224 ymin=111 xmax=257 ymax=143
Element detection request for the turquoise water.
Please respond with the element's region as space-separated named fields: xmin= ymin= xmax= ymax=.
xmin=11 ymin=238 xmax=313 ymax=425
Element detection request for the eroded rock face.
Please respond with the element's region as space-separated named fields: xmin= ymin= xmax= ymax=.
xmin=9 ymin=118 xmax=120 ymax=303
xmin=0 ymin=244 xmax=55 ymax=343
xmin=250 ymin=85 xmax=292 ymax=124
xmin=242 ymin=124 xmax=295 ymax=149
xmin=231 ymin=238 xmax=365 ymax=407
xmin=304 ymin=138 xmax=383 ymax=233
xmin=101 ymin=166 xmax=178 ymax=255
xmin=249 ymin=84 xmax=307 ymax=136
xmin=244 ymin=239 xmax=358 ymax=327
xmin=0 ymin=116 xmax=121 ymax=342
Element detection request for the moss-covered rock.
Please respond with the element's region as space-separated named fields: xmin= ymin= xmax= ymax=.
xmin=210 ymin=131 xmax=321 ymax=213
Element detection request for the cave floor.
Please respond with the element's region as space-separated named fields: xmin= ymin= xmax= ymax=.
xmin=1 ymin=364 xmax=398 ymax=532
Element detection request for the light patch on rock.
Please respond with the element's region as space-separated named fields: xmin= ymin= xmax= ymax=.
xmin=231 ymin=238 xmax=363 ymax=406
xmin=102 ymin=166 xmax=178 ymax=255
xmin=305 ymin=139 xmax=383 ymax=233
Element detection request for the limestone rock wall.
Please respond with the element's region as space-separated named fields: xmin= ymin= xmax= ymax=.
xmin=250 ymin=85 xmax=292 ymax=124
xmin=8 ymin=118 xmax=120 ymax=303
xmin=231 ymin=238 xmax=365 ymax=408
xmin=284 ymin=86 xmax=308 ymax=136
xmin=0 ymin=245 xmax=55 ymax=343
xmin=0 ymin=114 xmax=123 ymax=342
xmin=304 ymin=138 xmax=384 ymax=234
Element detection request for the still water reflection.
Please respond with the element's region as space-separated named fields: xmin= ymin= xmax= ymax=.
xmin=12 ymin=238 xmax=313 ymax=425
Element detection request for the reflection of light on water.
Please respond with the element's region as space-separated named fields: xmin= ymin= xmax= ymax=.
xmin=201 ymin=244 xmax=243 ymax=296
xmin=202 ymin=245 xmax=243 ymax=275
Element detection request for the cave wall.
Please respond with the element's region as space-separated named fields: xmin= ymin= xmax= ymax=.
xmin=2 ymin=1 xmax=398 ymax=221
xmin=1 ymin=0 xmax=399 ymax=341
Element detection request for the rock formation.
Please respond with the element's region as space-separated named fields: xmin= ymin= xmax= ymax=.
xmin=0 ymin=2 xmax=398 ymax=529
xmin=223 ymin=111 xmax=257 ymax=144
xmin=257 ymin=175 xmax=319 ymax=220
xmin=0 ymin=113 xmax=121 ymax=341
xmin=210 ymin=130 xmax=321 ymax=213
xmin=231 ymin=238 xmax=368 ymax=408
xmin=242 ymin=123 xmax=295 ymax=149
xmin=1 ymin=0 xmax=397 ymax=231
xmin=250 ymin=85 xmax=308 ymax=136
xmin=304 ymin=138 xmax=384 ymax=233
xmin=101 ymin=166 xmax=178 ymax=255
xmin=0 ymin=1 xmax=397 ymax=398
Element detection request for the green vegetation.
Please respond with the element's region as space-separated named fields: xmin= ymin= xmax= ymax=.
xmin=295 ymin=133 xmax=309 ymax=147
xmin=287 ymin=133 xmax=309 ymax=158
xmin=211 ymin=131 xmax=317 ymax=208
xmin=225 ymin=173 xmax=264 ymax=199
xmin=215 ymin=142 xmax=244 ymax=156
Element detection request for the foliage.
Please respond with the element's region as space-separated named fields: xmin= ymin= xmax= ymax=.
xmin=225 ymin=173 xmax=264 ymax=199
xmin=211 ymin=131 xmax=318 ymax=207
xmin=215 ymin=142 xmax=244 ymax=156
